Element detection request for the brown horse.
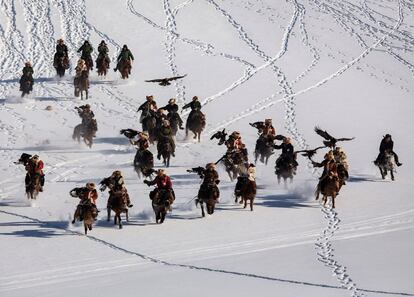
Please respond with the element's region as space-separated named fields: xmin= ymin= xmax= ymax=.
xmin=118 ymin=59 xmax=131 ymax=79
xmin=234 ymin=177 xmax=256 ymax=211
xmin=54 ymin=55 xmax=69 ymax=77
xmin=74 ymin=71 xmax=89 ymax=100
xmin=186 ymin=111 xmax=205 ymax=142
xmin=319 ymin=176 xmax=341 ymax=208
xmin=82 ymin=206 xmax=95 ymax=235
xmin=157 ymin=138 xmax=173 ymax=167
xmin=254 ymin=135 xmax=274 ymax=165
xmin=133 ymin=149 xmax=155 ymax=179
xmin=19 ymin=74 xmax=33 ymax=97
xmin=107 ymin=191 xmax=129 ymax=229
xmin=151 ymin=189 xmax=174 ymax=224
xmin=221 ymin=152 xmax=245 ymax=181
xmin=96 ymin=55 xmax=110 ymax=77
xmin=26 ymin=174 xmax=41 ymax=200
xmin=73 ymin=119 xmax=97 ymax=148
xmin=196 ymin=184 xmax=219 ymax=217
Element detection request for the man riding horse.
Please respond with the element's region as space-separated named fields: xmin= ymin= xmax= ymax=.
xmin=161 ymin=98 xmax=184 ymax=131
xmin=104 ymin=170 xmax=133 ymax=209
xmin=138 ymin=95 xmax=158 ymax=131
xmin=24 ymin=154 xmax=45 ymax=192
xmin=54 ymin=38 xmax=69 ymax=69
xmin=71 ymin=182 xmax=99 ymax=224
xmin=225 ymin=131 xmax=248 ymax=163
xmin=312 ymin=151 xmax=338 ymax=200
xmin=19 ymin=62 xmax=34 ymax=97
xmin=274 ymin=137 xmax=298 ymax=173
xmin=114 ymin=44 xmax=134 ymax=73
xmin=77 ymin=40 xmax=94 ymax=70
xmin=157 ymin=120 xmax=176 ymax=158
xmin=96 ymin=40 xmax=111 ymax=72
xmin=374 ymin=134 xmax=402 ymax=167
xmin=75 ymin=104 xmax=95 ymax=135
xmin=144 ymin=169 xmax=175 ymax=202
xmin=183 ymin=96 xmax=204 ymax=125
xmin=197 ymin=163 xmax=220 ymax=202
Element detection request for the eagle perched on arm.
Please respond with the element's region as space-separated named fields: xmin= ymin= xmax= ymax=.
xmin=145 ymin=74 xmax=187 ymax=86
xmin=314 ymin=126 xmax=354 ymax=148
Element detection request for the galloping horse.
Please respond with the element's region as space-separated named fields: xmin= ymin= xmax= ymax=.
xmin=234 ymin=177 xmax=256 ymax=211
xmin=319 ymin=175 xmax=341 ymax=208
xmin=96 ymin=55 xmax=110 ymax=77
xmin=133 ymin=149 xmax=155 ymax=179
xmin=54 ymin=55 xmax=69 ymax=77
xmin=186 ymin=111 xmax=205 ymax=142
xmin=151 ymin=189 xmax=174 ymax=224
xmin=196 ymin=184 xmax=219 ymax=217
xmin=74 ymin=70 xmax=89 ymax=100
xmin=375 ymin=151 xmax=396 ymax=181
xmin=254 ymin=135 xmax=275 ymax=165
xmin=157 ymin=138 xmax=173 ymax=167
xmin=100 ymin=179 xmax=129 ymax=229
xmin=73 ymin=119 xmax=98 ymax=148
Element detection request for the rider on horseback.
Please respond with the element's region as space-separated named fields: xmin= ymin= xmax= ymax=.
xmin=225 ymin=131 xmax=248 ymax=163
xmin=183 ymin=96 xmax=204 ymax=125
xmin=71 ymin=182 xmax=99 ymax=224
xmin=20 ymin=62 xmax=34 ymax=95
xmin=199 ymin=163 xmax=220 ymax=201
xmin=235 ymin=163 xmax=256 ymax=196
xmin=157 ymin=120 xmax=176 ymax=158
xmin=312 ymin=151 xmax=338 ymax=200
xmin=114 ymin=44 xmax=134 ymax=73
xmin=274 ymin=137 xmax=298 ymax=173
xmin=333 ymin=146 xmax=349 ymax=182
xmin=155 ymin=109 xmax=168 ymax=128
xmin=54 ymin=38 xmax=69 ymax=68
xmin=161 ymin=98 xmax=184 ymax=130
xmin=105 ymin=170 xmax=133 ymax=208
xmin=96 ymin=40 xmax=110 ymax=69
xmin=76 ymin=104 xmax=95 ymax=125
xmin=138 ymin=95 xmax=158 ymax=131
xmin=77 ymin=40 xmax=94 ymax=70
xmin=144 ymin=169 xmax=175 ymax=204
xmin=374 ymin=134 xmax=402 ymax=167
xmin=25 ymin=154 xmax=45 ymax=192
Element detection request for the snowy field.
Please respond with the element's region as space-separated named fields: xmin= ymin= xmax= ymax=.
xmin=0 ymin=0 xmax=413 ymax=296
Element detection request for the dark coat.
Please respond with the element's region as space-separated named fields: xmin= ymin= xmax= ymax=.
xmin=183 ymin=101 xmax=201 ymax=111
xmin=78 ymin=43 xmax=93 ymax=57
xmin=117 ymin=49 xmax=134 ymax=62
xmin=56 ymin=44 xmax=68 ymax=56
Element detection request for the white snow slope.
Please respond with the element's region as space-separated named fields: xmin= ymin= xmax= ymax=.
xmin=0 ymin=0 xmax=413 ymax=296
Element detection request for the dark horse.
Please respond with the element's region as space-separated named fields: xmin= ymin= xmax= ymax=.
xmin=254 ymin=135 xmax=275 ymax=165
xmin=117 ymin=59 xmax=131 ymax=79
xmin=196 ymin=183 xmax=220 ymax=217
xmin=275 ymin=156 xmax=297 ymax=187
xmin=151 ymin=189 xmax=174 ymax=224
xmin=14 ymin=153 xmax=41 ymax=199
xmin=54 ymin=54 xmax=69 ymax=77
xmin=74 ymin=70 xmax=89 ymax=100
xmin=69 ymin=188 xmax=97 ymax=234
xmin=19 ymin=73 xmax=33 ymax=97
xmin=234 ymin=176 xmax=257 ymax=211
xmin=73 ymin=119 xmax=98 ymax=148
xmin=220 ymin=152 xmax=245 ymax=181
xmin=100 ymin=179 xmax=129 ymax=229
xmin=157 ymin=138 xmax=173 ymax=167
xmin=168 ymin=112 xmax=182 ymax=136
xmin=186 ymin=111 xmax=206 ymax=142
xmin=133 ymin=149 xmax=155 ymax=179
xmin=141 ymin=113 xmax=158 ymax=144
xmin=375 ymin=151 xmax=396 ymax=181
xmin=96 ymin=54 xmax=110 ymax=77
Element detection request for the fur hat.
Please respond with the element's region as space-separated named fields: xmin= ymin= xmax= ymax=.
xmin=265 ymin=118 xmax=272 ymax=124
xmin=77 ymin=59 xmax=85 ymax=65
xmin=139 ymin=131 xmax=149 ymax=139
xmin=84 ymin=104 xmax=91 ymax=109
xmin=283 ymin=137 xmax=291 ymax=144
xmin=157 ymin=109 xmax=165 ymax=114
xmin=192 ymin=96 xmax=198 ymax=101
xmin=25 ymin=61 xmax=32 ymax=67
xmin=384 ymin=134 xmax=391 ymax=138
xmin=146 ymin=95 xmax=153 ymax=101
xmin=57 ymin=38 xmax=64 ymax=43
xmin=169 ymin=98 xmax=176 ymax=104
xmin=206 ymin=163 xmax=216 ymax=169
xmin=112 ymin=170 xmax=122 ymax=176
xmin=325 ymin=151 xmax=334 ymax=160
xmin=86 ymin=182 xmax=96 ymax=190
xmin=32 ymin=154 xmax=39 ymax=160
xmin=231 ymin=131 xmax=241 ymax=138
xmin=157 ymin=169 xmax=166 ymax=176
xmin=163 ymin=120 xmax=170 ymax=126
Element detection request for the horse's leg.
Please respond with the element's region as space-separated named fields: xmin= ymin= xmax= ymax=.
xmin=155 ymin=210 xmax=160 ymax=224
xmin=391 ymin=170 xmax=395 ymax=181
xmin=198 ymin=132 xmax=201 ymax=143
xmin=243 ymin=198 xmax=247 ymax=209
xmin=201 ymin=201 xmax=205 ymax=217
xmin=107 ymin=207 xmax=111 ymax=222
xmin=227 ymin=170 xmax=233 ymax=182
xmin=84 ymin=223 xmax=88 ymax=235
xmin=118 ymin=214 xmax=123 ymax=229
xmin=126 ymin=209 xmax=129 ymax=222
xmin=250 ymin=198 xmax=254 ymax=211
xmin=332 ymin=194 xmax=336 ymax=209
xmin=380 ymin=167 xmax=385 ymax=179
xmin=277 ymin=175 xmax=281 ymax=185
xmin=86 ymin=89 xmax=88 ymax=100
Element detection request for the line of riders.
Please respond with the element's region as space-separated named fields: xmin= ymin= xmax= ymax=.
xmin=19 ymin=39 xmax=135 ymax=97
xmin=16 ymin=130 xmax=402 ymax=231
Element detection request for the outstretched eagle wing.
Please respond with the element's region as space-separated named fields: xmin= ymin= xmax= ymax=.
xmin=337 ymin=137 xmax=355 ymax=142
xmin=314 ymin=126 xmax=334 ymax=141
xmin=166 ymin=74 xmax=187 ymax=81
xmin=145 ymin=78 xmax=164 ymax=83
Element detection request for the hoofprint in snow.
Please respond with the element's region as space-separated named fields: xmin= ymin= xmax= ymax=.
xmin=0 ymin=0 xmax=414 ymax=297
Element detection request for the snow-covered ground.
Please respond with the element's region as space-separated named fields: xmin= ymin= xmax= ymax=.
xmin=1 ymin=0 xmax=413 ymax=296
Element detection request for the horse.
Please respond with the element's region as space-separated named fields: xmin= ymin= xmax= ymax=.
xmin=275 ymin=156 xmax=297 ymax=187
xmin=99 ymin=179 xmax=129 ymax=229
xmin=19 ymin=74 xmax=33 ymax=97
xmin=254 ymin=135 xmax=275 ymax=165
xmin=73 ymin=119 xmax=98 ymax=148
xmin=133 ymin=149 xmax=155 ymax=179
xmin=221 ymin=151 xmax=245 ymax=181
xmin=196 ymin=183 xmax=219 ymax=217
xmin=336 ymin=163 xmax=349 ymax=189
xmin=96 ymin=54 xmax=110 ymax=77
xmin=186 ymin=111 xmax=206 ymax=142
xmin=69 ymin=188 xmax=98 ymax=234
xmin=376 ymin=151 xmax=396 ymax=181
xmin=168 ymin=112 xmax=181 ymax=136
xmin=157 ymin=138 xmax=172 ymax=167
xmin=234 ymin=176 xmax=256 ymax=211
xmin=54 ymin=54 xmax=69 ymax=77
xmin=26 ymin=174 xmax=42 ymax=200
xmin=141 ymin=114 xmax=157 ymax=144
xmin=74 ymin=70 xmax=89 ymax=100
xmin=151 ymin=189 xmax=174 ymax=224
xmin=319 ymin=175 xmax=341 ymax=208
xmin=117 ymin=59 xmax=131 ymax=79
